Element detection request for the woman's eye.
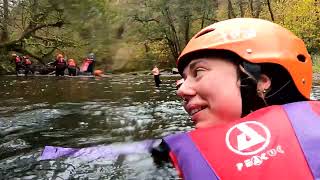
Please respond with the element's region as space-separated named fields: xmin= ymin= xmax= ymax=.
xmin=176 ymin=79 xmax=184 ymax=90
xmin=194 ymin=68 xmax=206 ymax=77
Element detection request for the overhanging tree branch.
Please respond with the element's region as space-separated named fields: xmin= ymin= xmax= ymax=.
xmin=33 ymin=35 xmax=63 ymax=43
xmin=132 ymin=15 xmax=160 ymax=24
xmin=0 ymin=20 xmax=64 ymax=48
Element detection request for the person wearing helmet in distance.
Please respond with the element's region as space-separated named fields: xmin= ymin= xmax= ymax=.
xmin=53 ymin=54 xmax=67 ymax=76
xmin=161 ymin=18 xmax=320 ymax=179
xmin=22 ymin=55 xmax=33 ymax=76
xmin=11 ymin=53 xmax=23 ymax=76
xmin=67 ymin=58 xmax=77 ymax=76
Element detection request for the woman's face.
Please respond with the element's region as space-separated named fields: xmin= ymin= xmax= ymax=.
xmin=177 ymin=57 xmax=242 ymax=128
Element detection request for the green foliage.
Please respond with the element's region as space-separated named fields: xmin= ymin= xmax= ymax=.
xmin=273 ymin=0 xmax=320 ymax=54
xmin=1 ymin=0 xmax=319 ymax=72
xmin=312 ymin=54 xmax=320 ymax=73
xmin=123 ymin=0 xmax=219 ymax=68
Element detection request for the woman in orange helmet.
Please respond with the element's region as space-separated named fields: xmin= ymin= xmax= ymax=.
xmin=161 ymin=18 xmax=320 ymax=179
xmin=174 ymin=18 xmax=311 ymax=128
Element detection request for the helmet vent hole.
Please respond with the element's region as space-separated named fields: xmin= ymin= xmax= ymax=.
xmin=195 ymin=28 xmax=215 ymax=39
xmin=297 ymin=54 xmax=306 ymax=62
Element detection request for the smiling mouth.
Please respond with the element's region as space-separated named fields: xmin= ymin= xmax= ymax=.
xmin=189 ymin=106 xmax=206 ymax=116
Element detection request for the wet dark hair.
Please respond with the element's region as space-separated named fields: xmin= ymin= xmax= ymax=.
xmin=240 ymin=62 xmax=307 ymax=116
xmin=178 ymin=49 xmax=307 ymax=116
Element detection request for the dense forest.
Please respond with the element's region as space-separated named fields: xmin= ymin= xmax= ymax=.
xmin=0 ymin=0 xmax=319 ymax=73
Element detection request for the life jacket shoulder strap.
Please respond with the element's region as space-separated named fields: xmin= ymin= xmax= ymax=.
xmin=164 ymin=133 xmax=219 ymax=180
xmin=283 ymin=101 xmax=320 ymax=177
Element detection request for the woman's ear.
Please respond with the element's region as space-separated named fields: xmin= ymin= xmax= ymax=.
xmin=257 ymin=74 xmax=271 ymax=98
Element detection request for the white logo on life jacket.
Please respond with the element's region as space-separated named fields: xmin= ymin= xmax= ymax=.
xmin=225 ymin=121 xmax=271 ymax=156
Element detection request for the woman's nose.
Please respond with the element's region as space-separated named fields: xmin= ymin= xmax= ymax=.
xmin=176 ymin=79 xmax=196 ymax=100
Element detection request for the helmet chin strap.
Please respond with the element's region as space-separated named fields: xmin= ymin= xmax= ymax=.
xmin=265 ymin=80 xmax=291 ymax=99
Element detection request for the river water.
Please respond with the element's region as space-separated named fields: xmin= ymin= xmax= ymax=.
xmin=0 ymin=75 xmax=319 ymax=179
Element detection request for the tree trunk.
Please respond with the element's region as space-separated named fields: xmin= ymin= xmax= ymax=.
xmin=212 ymin=0 xmax=219 ymax=9
xmin=266 ymin=0 xmax=275 ymax=21
xmin=144 ymin=42 xmax=150 ymax=53
xmin=201 ymin=10 xmax=206 ymax=29
xmin=165 ymin=35 xmax=179 ymax=60
xmin=254 ymin=0 xmax=262 ymax=18
xmin=1 ymin=0 xmax=9 ymax=42
xmin=30 ymin=0 xmax=39 ymax=31
xmin=239 ymin=0 xmax=245 ymax=17
xmin=249 ymin=0 xmax=262 ymax=18
xmin=212 ymin=0 xmax=219 ymax=23
xmin=227 ymin=0 xmax=236 ymax=18
xmin=163 ymin=7 xmax=181 ymax=58
xmin=184 ymin=14 xmax=191 ymax=46
xmin=249 ymin=0 xmax=254 ymax=17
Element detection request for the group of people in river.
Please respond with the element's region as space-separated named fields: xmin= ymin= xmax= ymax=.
xmin=48 ymin=53 xmax=96 ymax=76
xmin=41 ymin=18 xmax=320 ymax=179
xmin=11 ymin=52 xmax=97 ymax=77
xmin=11 ymin=54 xmax=34 ymax=76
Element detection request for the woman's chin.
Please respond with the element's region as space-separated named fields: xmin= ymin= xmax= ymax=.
xmin=191 ymin=111 xmax=213 ymax=128
xmin=194 ymin=120 xmax=215 ymax=129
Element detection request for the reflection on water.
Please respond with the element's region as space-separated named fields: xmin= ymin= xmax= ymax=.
xmin=0 ymin=75 xmax=319 ymax=179
xmin=0 ymin=75 xmax=190 ymax=179
xmin=312 ymin=81 xmax=320 ymax=100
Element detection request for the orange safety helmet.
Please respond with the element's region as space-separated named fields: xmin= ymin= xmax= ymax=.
xmin=177 ymin=18 xmax=312 ymax=99
xmin=68 ymin=59 xmax=76 ymax=66
xmin=94 ymin=70 xmax=104 ymax=77
xmin=56 ymin=54 xmax=63 ymax=59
